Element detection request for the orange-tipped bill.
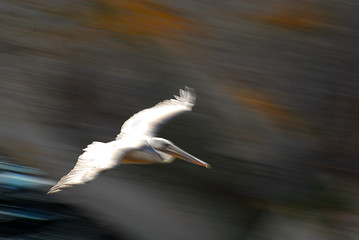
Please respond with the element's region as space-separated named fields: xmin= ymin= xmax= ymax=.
xmin=161 ymin=143 xmax=211 ymax=168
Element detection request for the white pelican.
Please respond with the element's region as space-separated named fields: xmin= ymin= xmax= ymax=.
xmin=48 ymin=87 xmax=210 ymax=194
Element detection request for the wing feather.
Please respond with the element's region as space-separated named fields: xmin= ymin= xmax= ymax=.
xmin=48 ymin=141 xmax=128 ymax=194
xmin=117 ymin=87 xmax=195 ymax=138
xmin=48 ymin=87 xmax=196 ymax=194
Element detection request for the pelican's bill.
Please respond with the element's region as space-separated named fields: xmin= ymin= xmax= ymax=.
xmin=160 ymin=142 xmax=211 ymax=169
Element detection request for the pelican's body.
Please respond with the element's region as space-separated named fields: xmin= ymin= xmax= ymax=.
xmin=48 ymin=87 xmax=210 ymax=194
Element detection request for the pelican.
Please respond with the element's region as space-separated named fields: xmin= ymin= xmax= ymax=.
xmin=48 ymin=87 xmax=210 ymax=194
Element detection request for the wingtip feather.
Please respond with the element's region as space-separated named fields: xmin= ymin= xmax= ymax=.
xmin=47 ymin=186 xmax=61 ymax=194
xmin=175 ymin=87 xmax=195 ymax=108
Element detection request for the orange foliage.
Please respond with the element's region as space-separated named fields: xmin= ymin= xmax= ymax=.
xmin=83 ymin=0 xmax=193 ymax=37
xmin=240 ymin=3 xmax=334 ymax=30
xmin=229 ymin=87 xmax=312 ymax=135
xmin=261 ymin=8 xmax=330 ymax=30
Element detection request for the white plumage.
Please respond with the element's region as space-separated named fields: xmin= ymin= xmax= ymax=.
xmin=119 ymin=87 xmax=195 ymax=137
xmin=48 ymin=87 xmax=210 ymax=194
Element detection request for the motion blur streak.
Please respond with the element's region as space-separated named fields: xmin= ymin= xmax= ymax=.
xmin=1 ymin=0 xmax=358 ymax=239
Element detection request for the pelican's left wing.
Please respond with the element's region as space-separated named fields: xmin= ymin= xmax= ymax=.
xmin=117 ymin=87 xmax=196 ymax=138
xmin=48 ymin=141 xmax=129 ymax=194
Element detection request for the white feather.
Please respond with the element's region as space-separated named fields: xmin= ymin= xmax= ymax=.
xmin=48 ymin=140 xmax=133 ymax=194
xmin=118 ymin=87 xmax=195 ymax=138
xmin=48 ymin=87 xmax=201 ymax=194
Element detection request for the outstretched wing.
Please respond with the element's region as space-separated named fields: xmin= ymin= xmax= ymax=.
xmin=117 ymin=87 xmax=196 ymax=138
xmin=48 ymin=141 xmax=128 ymax=194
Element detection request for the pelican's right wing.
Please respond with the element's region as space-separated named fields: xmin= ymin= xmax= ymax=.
xmin=48 ymin=141 xmax=129 ymax=194
xmin=117 ymin=87 xmax=196 ymax=138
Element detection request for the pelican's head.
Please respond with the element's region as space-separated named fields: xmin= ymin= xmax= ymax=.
xmin=149 ymin=137 xmax=211 ymax=168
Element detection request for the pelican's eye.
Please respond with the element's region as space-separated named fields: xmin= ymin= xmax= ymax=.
xmin=150 ymin=138 xmax=172 ymax=149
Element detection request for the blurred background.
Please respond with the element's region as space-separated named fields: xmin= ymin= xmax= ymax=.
xmin=0 ymin=0 xmax=358 ymax=239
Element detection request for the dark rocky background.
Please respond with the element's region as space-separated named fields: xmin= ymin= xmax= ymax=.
xmin=0 ymin=0 xmax=358 ymax=239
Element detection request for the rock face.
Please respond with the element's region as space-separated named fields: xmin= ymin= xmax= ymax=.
xmin=1 ymin=1 xmax=358 ymax=239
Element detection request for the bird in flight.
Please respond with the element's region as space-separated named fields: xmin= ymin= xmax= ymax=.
xmin=48 ymin=87 xmax=210 ymax=194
